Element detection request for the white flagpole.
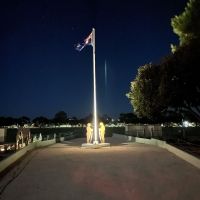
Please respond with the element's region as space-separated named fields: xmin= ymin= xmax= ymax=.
xmin=92 ymin=28 xmax=98 ymax=144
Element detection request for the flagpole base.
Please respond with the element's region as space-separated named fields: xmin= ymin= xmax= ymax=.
xmin=93 ymin=140 xmax=99 ymax=144
xmin=81 ymin=143 xmax=110 ymax=149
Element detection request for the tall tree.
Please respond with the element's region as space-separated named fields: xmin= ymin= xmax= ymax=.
xmin=127 ymin=64 xmax=164 ymax=120
xmin=127 ymin=0 xmax=200 ymax=122
xmin=127 ymin=42 xmax=200 ymax=122
xmin=171 ymin=0 xmax=200 ymax=51
xmin=160 ymin=41 xmax=200 ymax=120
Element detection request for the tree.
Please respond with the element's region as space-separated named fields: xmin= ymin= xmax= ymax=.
xmin=17 ymin=116 xmax=30 ymax=126
xmin=0 ymin=117 xmax=17 ymax=127
xmin=68 ymin=117 xmax=79 ymax=125
xmin=119 ymin=113 xmax=140 ymax=124
xmin=100 ymin=114 xmax=112 ymax=124
xmin=127 ymin=63 xmax=164 ymax=120
xmin=160 ymin=41 xmax=200 ymax=120
xmin=32 ymin=116 xmax=50 ymax=127
xmin=127 ymin=41 xmax=200 ymax=122
xmin=127 ymin=0 xmax=200 ymax=122
xmin=53 ymin=111 xmax=68 ymax=125
xmin=171 ymin=0 xmax=200 ymax=51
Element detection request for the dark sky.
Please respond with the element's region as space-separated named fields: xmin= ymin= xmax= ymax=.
xmin=0 ymin=0 xmax=187 ymax=119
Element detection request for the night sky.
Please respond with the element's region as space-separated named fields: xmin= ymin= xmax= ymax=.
xmin=0 ymin=0 xmax=187 ymax=119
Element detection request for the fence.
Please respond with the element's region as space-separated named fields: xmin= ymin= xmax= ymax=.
xmin=125 ymin=124 xmax=200 ymax=143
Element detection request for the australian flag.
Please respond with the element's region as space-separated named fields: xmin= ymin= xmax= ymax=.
xmin=75 ymin=31 xmax=93 ymax=51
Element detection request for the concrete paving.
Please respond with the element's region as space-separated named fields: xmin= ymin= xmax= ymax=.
xmin=0 ymin=137 xmax=200 ymax=200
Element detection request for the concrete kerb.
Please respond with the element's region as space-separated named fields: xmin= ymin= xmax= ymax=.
xmin=165 ymin=143 xmax=200 ymax=169
xmin=112 ymin=134 xmax=200 ymax=169
xmin=0 ymin=139 xmax=56 ymax=174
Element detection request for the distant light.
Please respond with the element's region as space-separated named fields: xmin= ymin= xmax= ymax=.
xmin=0 ymin=147 xmax=5 ymax=152
xmin=183 ymin=121 xmax=189 ymax=127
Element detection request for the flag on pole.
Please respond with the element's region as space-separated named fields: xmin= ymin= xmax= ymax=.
xmin=75 ymin=31 xmax=93 ymax=51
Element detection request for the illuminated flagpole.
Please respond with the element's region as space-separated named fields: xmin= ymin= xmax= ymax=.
xmin=92 ymin=28 xmax=98 ymax=144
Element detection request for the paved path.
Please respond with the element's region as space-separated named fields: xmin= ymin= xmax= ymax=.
xmin=0 ymin=137 xmax=200 ymax=200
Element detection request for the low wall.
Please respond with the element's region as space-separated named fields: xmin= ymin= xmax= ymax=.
xmin=135 ymin=137 xmax=167 ymax=147
xmin=35 ymin=139 xmax=56 ymax=148
xmin=0 ymin=139 xmax=56 ymax=174
xmin=125 ymin=125 xmax=200 ymax=142
xmin=112 ymin=134 xmax=200 ymax=169
xmin=112 ymin=133 xmax=127 ymax=139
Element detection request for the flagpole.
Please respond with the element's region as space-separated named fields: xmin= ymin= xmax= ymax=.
xmin=92 ymin=28 xmax=98 ymax=144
